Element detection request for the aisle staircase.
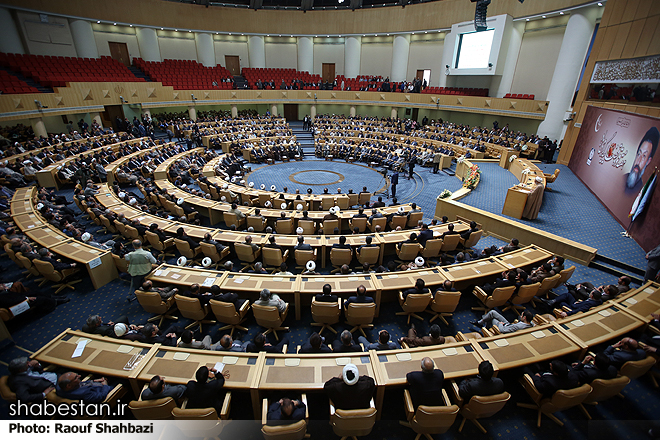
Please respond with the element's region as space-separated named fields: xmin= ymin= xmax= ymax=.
xmin=0 ymin=66 xmax=51 ymax=93
xmin=128 ymin=65 xmax=152 ymax=82
xmin=288 ymin=120 xmax=314 ymax=158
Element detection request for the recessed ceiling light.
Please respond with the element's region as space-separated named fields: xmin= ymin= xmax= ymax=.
xmin=412 ymin=32 xmax=415 ymax=35
xmin=424 ymin=31 xmax=427 ymax=34
xmin=161 ymin=27 xmax=164 ymax=30
xmin=229 ymin=33 xmax=232 ymax=35
xmin=526 ymin=18 xmax=530 ymax=21
xmin=188 ymin=30 xmax=192 ymax=33
xmin=175 ymin=29 xmax=178 ymax=32
xmin=387 ymin=33 xmax=390 ymax=36
xmin=130 ymin=24 xmax=133 ymax=27
xmin=216 ymin=32 xmax=219 ymax=35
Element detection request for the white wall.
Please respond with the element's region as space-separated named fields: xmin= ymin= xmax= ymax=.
xmin=360 ymin=42 xmax=393 ymax=77
xmin=408 ymin=40 xmax=444 ymax=86
xmin=15 ymin=11 xmax=77 ymax=57
xmin=214 ymin=37 xmax=249 ymax=69
xmin=511 ymin=26 xmax=565 ymax=100
xmin=93 ymin=25 xmax=140 ymax=60
xmin=158 ymin=33 xmax=197 ymax=61
xmin=265 ymin=37 xmax=298 ymax=69
xmin=313 ymin=39 xmax=344 ymax=76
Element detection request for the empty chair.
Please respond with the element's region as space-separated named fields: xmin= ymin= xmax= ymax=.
xmin=294 ymin=248 xmax=317 ymax=269
xmin=578 ymin=376 xmax=630 ymax=419
xmin=356 ymin=246 xmax=380 ymax=267
xmin=15 ymin=253 xmax=43 ymax=282
xmin=248 ymin=215 xmax=267 ymax=232
xmin=174 ymin=238 xmax=202 ymax=262
xmin=471 ymin=286 xmax=516 ymax=313
xmin=439 ymin=235 xmax=460 ymax=252
xmin=400 ymin=388 xmax=459 ymax=439
xmin=502 ymin=282 xmax=540 ymax=316
xmin=323 ymin=219 xmax=340 ymax=235
xmin=99 ymin=215 xmax=120 ymax=239
xmin=330 ymin=248 xmax=353 ymax=273
xmin=329 ymin=398 xmax=377 ymax=440
xmin=0 ymin=376 xmax=17 ymax=404
xmin=397 ymin=290 xmax=433 ymax=324
xmin=124 ymin=225 xmax=145 ymax=242
xmin=128 ymin=397 xmax=177 ymax=420
xmin=276 ymin=218 xmax=294 ymax=235
xmin=517 ymin=374 xmax=592 ymax=427
xmin=620 ymin=356 xmax=656 ymax=381
xmin=367 ymin=216 xmax=386 ymax=232
xmin=145 ymin=231 xmax=176 ymax=259
xmin=349 ymin=217 xmax=367 ymax=233
xmin=451 ymin=384 xmax=510 ymax=434
xmin=174 ymin=294 xmax=216 ymax=333
xmin=543 ymin=169 xmax=560 ymax=191
xmin=32 ymin=259 xmax=81 ymax=294
xmin=234 ymin=242 xmax=262 ymax=268
xmin=396 ymin=242 xmax=422 ymax=262
xmin=298 ymin=219 xmax=316 ymax=235
xmin=427 ymin=290 xmax=461 ymax=325
xmin=252 ymin=303 xmax=289 ymax=340
xmin=210 ymin=299 xmax=250 ymax=337
xmin=345 ymin=302 xmax=376 ymax=337
xmin=135 ymin=289 xmax=178 ymax=327
xmin=171 ymin=407 xmax=218 ymax=420
xmin=556 ymin=266 xmax=576 ymax=287
xmin=200 ymin=242 xmax=231 ymax=269
xmin=311 ymin=298 xmax=341 ymax=335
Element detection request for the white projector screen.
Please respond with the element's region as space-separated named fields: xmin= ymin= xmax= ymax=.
xmin=455 ymin=29 xmax=495 ymax=69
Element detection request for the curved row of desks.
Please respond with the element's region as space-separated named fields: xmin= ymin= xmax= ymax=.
xmin=31 ymin=281 xmax=658 ymax=420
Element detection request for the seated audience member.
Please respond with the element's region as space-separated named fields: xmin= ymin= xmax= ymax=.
xmin=417 ymin=223 xmax=433 ymax=247
xmin=439 ymin=280 xmax=457 ymax=292
xmin=7 ymin=357 xmax=57 ymax=403
xmin=209 ymin=284 xmax=247 ymax=311
xmin=185 ymin=366 xmax=225 ymax=414
xmin=500 ymin=238 xmax=520 ymax=253
xmin=246 ymin=332 xmax=289 ymax=353
xmin=324 ymin=363 xmax=376 ymax=410
xmin=566 ymin=276 xmax=631 ymax=301
xmin=294 ymin=235 xmax=312 ymax=250
xmin=82 ymin=314 xmax=131 ymax=337
xmin=215 ymin=334 xmax=249 ymax=352
xmin=523 ymin=360 xmax=578 ymax=398
xmin=480 ymin=270 xmax=516 ymax=295
xmin=399 ymin=323 xmax=445 ymax=347
xmin=332 ymin=235 xmax=352 ymax=250
xmin=267 ymin=397 xmax=306 ymax=424
xmin=570 ymin=352 xmax=618 ymax=384
xmin=299 ymin=332 xmax=331 ymax=353
xmin=202 ymin=232 xmax=227 ymax=254
xmin=254 ymin=288 xmax=287 ymax=312
xmin=141 ymin=280 xmax=178 ymax=300
xmin=56 ymin=372 xmax=113 ymax=403
xmin=141 ymin=375 xmax=187 ymax=401
xmin=458 ymin=360 xmax=504 ymax=401
xmin=344 ymin=285 xmax=374 ymax=308
xmin=177 ymin=329 xmax=213 ymax=350
xmin=176 ymin=227 xmax=200 ymax=250
xmin=406 ymin=357 xmax=445 ymax=407
xmin=0 ymin=280 xmax=67 ymax=318
xmin=358 ymin=329 xmax=399 ymax=351
xmin=402 ymin=278 xmax=429 ymax=298
xmin=440 ymin=223 xmax=459 ymax=239
xmin=460 ymin=221 xmax=480 ymax=242
xmin=471 ymin=310 xmax=534 ymax=334
xmin=140 ymin=323 xmax=179 ymax=346
xmin=245 ymin=261 xmax=268 ymax=274
xmin=602 ymin=337 xmax=646 ymax=369
xmin=332 ymin=330 xmax=362 ymax=353
xmin=315 ymin=283 xmax=338 ymax=302
xmin=528 ymin=263 xmax=553 ymax=283
xmin=275 ymin=262 xmax=293 ymax=276
xmin=541 ymin=289 xmax=605 ymax=317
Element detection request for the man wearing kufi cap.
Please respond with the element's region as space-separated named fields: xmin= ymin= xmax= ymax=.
xmin=323 ymin=363 xmax=376 ymax=410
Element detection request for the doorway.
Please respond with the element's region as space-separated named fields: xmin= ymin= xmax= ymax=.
xmin=416 ymin=69 xmax=431 ymax=86
xmin=225 ymin=56 xmax=241 ymax=76
xmin=109 ymin=42 xmax=131 ymax=67
xmin=322 ymin=63 xmax=335 ymax=84
xmin=283 ymin=104 xmax=298 ymax=121
xmin=103 ymin=105 xmax=125 ymax=132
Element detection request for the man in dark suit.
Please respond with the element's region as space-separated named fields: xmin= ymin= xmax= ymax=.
xmin=371 ymin=196 xmax=386 ymax=208
xmin=332 ymin=235 xmax=352 ymax=250
xmin=399 ymin=323 xmax=445 ymax=348
xmin=8 ymin=357 xmax=57 ymax=403
xmin=209 ymin=285 xmax=247 ymax=311
xmin=390 ymin=170 xmax=399 ymax=198
xmin=458 ymin=360 xmax=504 ymax=401
xmin=542 ymin=288 xmax=605 ymax=317
xmin=82 ymin=314 xmax=131 ymax=337
xmin=406 ymin=357 xmax=445 ymax=407
xmin=417 ymin=223 xmax=434 ymax=247
xmin=185 ymin=366 xmax=225 ymax=414
xmin=460 ymin=221 xmax=479 ymax=242
xmin=246 ymin=332 xmax=289 ymax=353
xmin=267 ymin=397 xmax=306 ymax=423
xmin=602 ymin=337 xmax=646 ymax=369
xmin=299 ymin=332 xmax=332 ymax=353
xmin=440 ymin=223 xmax=460 ymax=239
xmin=332 ymin=330 xmax=362 ymax=352
xmin=525 ymin=360 xmax=579 ymax=398
xmin=141 ymin=375 xmax=187 ymax=401
xmin=294 ymin=236 xmax=312 ymax=251
xmin=402 ymin=278 xmax=429 ymax=299
xmin=324 ymin=363 xmax=376 ymax=410
xmin=571 ymin=352 xmax=618 ymax=385
xmin=315 ymin=284 xmax=338 ymax=303
xmin=344 ymin=285 xmax=374 ymax=308
xmin=139 ymin=323 xmax=180 ymax=346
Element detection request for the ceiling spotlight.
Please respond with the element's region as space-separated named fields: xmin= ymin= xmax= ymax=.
xmin=597 ymin=2 xmax=603 ymax=6
xmin=113 ymin=23 xmax=117 ymax=25
xmin=188 ymin=30 xmax=192 ymax=32
xmin=542 ymin=15 xmax=546 ymax=18
xmin=424 ymin=31 xmax=427 ymax=34
xmin=175 ymin=29 xmax=178 ymax=32
xmin=559 ymin=11 xmax=564 ymax=15
xmin=526 ymin=18 xmax=530 ymax=21
xmin=96 ymin=20 xmax=100 ymax=24
xmin=338 ymin=0 xmax=344 ymax=3
xmin=216 ymin=32 xmax=219 ymax=34
xmin=161 ymin=27 xmax=164 ymax=30
xmin=130 ymin=24 xmax=133 ymax=27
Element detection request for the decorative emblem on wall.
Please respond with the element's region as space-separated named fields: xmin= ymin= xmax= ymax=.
xmin=596 ymin=130 xmax=627 ymax=168
xmin=114 ymin=85 xmax=124 ymax=94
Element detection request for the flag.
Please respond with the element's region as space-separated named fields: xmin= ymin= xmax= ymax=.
xmin=629 ymin=170 xmax=656 ymax=218
xmin=632 ymin=172 xmax=656 ymax=222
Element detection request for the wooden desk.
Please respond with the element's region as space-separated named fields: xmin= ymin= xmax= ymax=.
xmin=25 ymin=226 xmax=71 ymax=248
xmin=10 ymin=199 xmax=31 ymax=215
xmin=31 ymin=329 xmax=158 ymax=396
xmin=154 ymin=147 xmax=204 ymax=181
xmin=502 ymin=187 xmax=529 ymax=219
xmin=474 ymin=324 xmax=581 ymax=371
xmin=221 ymin=272 xmax=299 ymax=303
xmin=439 ymin=258 xmax=509 ymax=288
xmin=148 ymin=265 xmax=229 ymax=287
xmin=495 ymin=245 xmax=553 ymax=269
xmin=615 ymin=282 xmax=660 ymax=321
xmin=372 ymin=267 xmax=447 ymax=296
xmin=50 ymin=241 xmax=118 ymax=289
xmin=299 ymin=273 xmax=379 ymax=318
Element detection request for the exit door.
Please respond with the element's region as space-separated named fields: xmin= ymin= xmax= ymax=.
xmin=225 ymin=56 xmax=241 ymax=76
xmin=109 ymin=42 xmax=131 ymax=67
xmin=322 ymin=63 xmax=335 ymax=85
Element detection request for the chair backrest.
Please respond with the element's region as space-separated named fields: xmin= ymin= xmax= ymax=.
xmin=15 ymin=253 xmax=39 ymax=276
xmin=350 ymin=217 xmax=367 ymax=232
xmin=330 ymin=248 xmax=352 ymax=266
xmin=485 ymin=286 xmax=516 ymax=308
xmin=112 ymin=253 xmax=129 ymax=273
xmin=348 ymin=193 xmax=359 ymax=207
xmin=545 ymin=169 xmax=560 ymax=182
xmin=407 ymin=211 xmax=423 ymax=228
xmin=543 ymin=384 xmax=592 ymax=413
xmin=390 ymin=215 xmax=407 ymax=229
xmin=558 ymin=266 xmax=576 ymax=284
xmin=585 ymin=376 xmax=630 ymax=404
xmin=537 ymin=274 xmax=561 ymax=296
xmin=276 ymin=219 xmax=293 ymax=235
xmin=200 ymin=242 xmax=221 ymax=261
xmin=235 ymin=243 xmax=259 ymax=262
xmin=463 ymin=229 xmax=483 ymax=248
xmin=336 ymin=196 xmax=350 ymax=210
xmin=125 ymin=225 xmax=140 ymax=240
xmin=209 ymin=186 xmax=220 ymax=200
xmin=128 ymin=397 xmax=176 ymax=420
xmin=345 ymin=302 xmax=376 ymax=326
xmin=462 ymin=392 xmax=510 ymax=420
xmin=252 ymin=303 xmax=284 ymax=328
xmin=402 ymin=292 xmax=433 ymax=313
xmin=357 ymin=246 xmax=380 ymax=265
xmin=100 ymin=215 xmax=117 ymax=233
xmin=440 ymin=235 xmax=460 ymax=251
xmin=263 ymin=247 xmax=285 ymax=267
xmin=431 ymin=290 xmax=461 ymax=313
xmin=412 ymin=404 xmax=460 ymax=435
xmin=295 ymin=249 xmax=315 ymax=266
xmin=330 ymin=406 xmax=377 ymax=438
xmin=311 ymin=299 xmax=341 ymax=325
xmin=298 ymin=219 xmax=316 ymax=235
xmin=258 ymin=193 xmax=272 ymax=206
xmin=0 ymin=376 xmax=16 ymax=403
xmin=114 ymin=220 xmax=127 ymax=235
xmin=4 ymin=243 xmax=17 ymax=264
xmin=209 ymin=299 xmax=242 ymax=325
xmin=174 ymin=294 xmax=208 ymax=321
xmin=323 ymin=219 xmax=339 ymax=234
xmin=620 ymin=356 xmax=656 ymax=380
xmin=174 ymin=238 xmax=196 ymax=259
xmin=421 ymin=239 xmax=443 ymax=258
xmin=171 ymin=407 xmax=218 ymax=420
xmin=248 ymin=216 xmax=266 ymax=232
xmin=358 ymin=192 xmax=371 ymax=205
xmin=512 ymin=282 xmax=540 ymax=304
xmin=135 ymin=289 xmax=169 ymax=314
xmin=368 ymin=216 xmax=387 ymax=232
xmin=398 ymin=243 xmax=421 ymax=261
xmin=223 ymin=212 xmax=242 ymax=229
xmin=32 ymin=259 xmax=63 ymax=283
xmin=261 ymin=420 xmax=307 ymax=440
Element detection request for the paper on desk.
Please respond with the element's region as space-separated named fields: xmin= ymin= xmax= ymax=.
xmin=240 ymin=275 xmax=250 ymax=280
xmin=625 ymin=298 xmax=638 ymax=305
xmin=173 ymin=352 xmax=190 ymax=361
xmin=27 ymin=225 xmax=35 ymax=229
xmin=89 ymin=257 xmax=102 ymax=269
xmin=234 ymin=278 xmax=245 ymax=284
xmin=418 ymin=271 xmax=429 ymax=276
xmin=170 ymin=268 xmax=181 ymax=272
xmin=316 ymin=278 xmax=325 ymax=282
xmin=644 ymin=287 xmax=656 ymax=294
xmin=493 ymin=339 xmax=509 ymax=347
xmin=154 ymin=270 xmax=164 ymax=276
xmin=473 ymin=268 xmax=481 ymax=274
xmin=200 ymin=272 xmax=213 ymax=277
xmin=171 ymin=274 xmax=181 ymax=279
xmin=571 ymin=319 xmax=585 ymax=327
xmin=222 ymin=356 xmax=238 ymax=365
xmin=284 ymin=358 xmax=301 ymax=367
xmin=348 ymin=276 xmax=358 ymax=281
xmin=441 ymin=347 xmax=458 ymax=356
xmin=388 ymin=274 xmax=399 ymax=279
xmin=395 ymin=353 xmax=412 ymax=361
xmin=335 ymin=357 xmax=350 ymax=366
xmin=477 ymin=261 xmax=487 ymax=266
xmin=598 ymin=310 xmax=612 ymax=317
xmin=116 ymin=345 xmax=133 ymax=354
xmin=202 ymin=278 xmax=215 ymax=287
xmin=506 ymin=263 xmax=515 ymax=269
xmin=213 ymin=362 xmax=226 ymax=373
xmin=72 ymin=339 xmax=90 ymax=358
xmin=273 ymin=277 xmax=283 ymax=282
xmin=531 ymin=331 xmax=546 ymax=339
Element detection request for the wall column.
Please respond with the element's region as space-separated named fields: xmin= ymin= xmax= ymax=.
xmin=439 ymin=31 xmax=455 ymax=89
xmin=537 ymin=7 xmax=599 ymax=141
xmin=494 ymin=20 xmax=525 ymax=98
xmin=195 ymin=32 xmax=216 ymax=67
xmin=69 ymin=19 xmax=99 ymax=58
xmin=391 ymin=35 xmax=411 ymax=83
xmin=270 ymin=104 xmax=278 ymax=117
xmin=344 ymin=36 xmax=361 ymax=79
xmin=90 ymin=112 xmax=103 ymax=128
xmin=231 ymin=105 xmax=238 ymax=118
xmin=310 ymin=105 xmax=316 ymax=121
xmin=391 ymin=108 xmax=398 ymax=119
xmin=248 ymin=36 xmax=266 ymax=68
xmin=188 ymin=106 xmax=197 ymax=122
xmin=136 ymin=27 xmax=161 ymax=62
xmin=0 ymin=7 xmax=24 ymax=54
xmin=31 ymin=118 xmax=47 ymax=138
xmin=350 ymin=106 xmax=356 ymax=117
xmin=297 ymin=37 xmax=314 ymax=73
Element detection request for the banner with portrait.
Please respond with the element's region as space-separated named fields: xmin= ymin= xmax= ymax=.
xmin=568 ymin=106 xmax=660 ymax=252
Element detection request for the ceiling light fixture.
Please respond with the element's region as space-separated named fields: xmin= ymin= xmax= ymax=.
xmin=542 ymin=15 xmax=546 ymax=18
xmin=559 ymin=11 xmax=564 ymax=15
xmin=96 ymin=20 xmax=100 ymax=24
xmin=597 ymin=2 xmax=603 ymax=6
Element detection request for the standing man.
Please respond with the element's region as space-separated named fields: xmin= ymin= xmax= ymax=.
xmin=407 ymin=157 xmax=415 ymax=180
xmin=124 ymin=239 xmax=156 ymax=302
xmin=432 ymin=151 xmax=442 ymax=174
xmin=645 ymin=244 xmax=660 ymax=282
xmin=390 ymin=170 xmax=399 ymax=199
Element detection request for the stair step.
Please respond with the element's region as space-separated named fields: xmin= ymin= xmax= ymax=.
xmin=588 ymin=261 xmax=644 ymax=285
xmin=593 ymin=254 xmax=645 ymax=276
